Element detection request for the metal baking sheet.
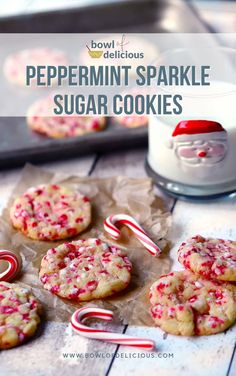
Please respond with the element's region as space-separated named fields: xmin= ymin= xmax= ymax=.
xmin=0 ymin=0 xmax=211 ymax=169
xmin=0 ymin=117 xmax=148 ymax=168
xmin=0 ymin=0 xmax=209 ymax=34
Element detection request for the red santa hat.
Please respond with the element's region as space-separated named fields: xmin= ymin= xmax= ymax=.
xmin=172 ymin=120 xmax=226 ymax=138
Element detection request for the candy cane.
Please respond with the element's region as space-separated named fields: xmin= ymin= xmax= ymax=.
xmin=70 ymin=307 xmax=155 ymax=350
xmin=104 ymin=214 xmax=161 ymax=257
xmin=0 ymin=250 xmax=21 ymax=282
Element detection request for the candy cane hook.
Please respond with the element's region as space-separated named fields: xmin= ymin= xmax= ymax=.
xmin=0 ymin=250 xmax=21 ymax=282
xmin=70 ymin=307 xmax=155 ymax=350
xmin=104 ymin=214 xmax=161 ymax=257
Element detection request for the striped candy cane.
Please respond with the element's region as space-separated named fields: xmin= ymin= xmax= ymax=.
xmin=0 ymin=250 xmax=21 ymax=282
xmin=70 ymin=307 xmax=155 ymax=350
xmin=104 ymin=214 xmax=161 ymax=257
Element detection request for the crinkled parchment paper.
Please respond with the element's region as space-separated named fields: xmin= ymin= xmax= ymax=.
xmin=0 ymin=164 xmax=172 ymax=326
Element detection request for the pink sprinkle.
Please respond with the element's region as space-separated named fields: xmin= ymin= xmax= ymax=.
xmin=66 ymin=243 xmax=77 ymax=252
xmin=67 ymin=228 xmax=77 ymax=237
xmin=189 ymin=295 xmax=198 ymax=303
xmin=75 ymin=217 xmax=83 ymax=223
xmin=151 ymin=305 xmax=163 ymax=319
xmin=35 ymin=189 xmax=43 ymax=195
xmin=77 ymin=288 xmax=86 ymax=295
xmin=59 ymin=214 xmax=68 ymax=222
xmin=156 ymin=282 xmax=166 ymax=292
xmin=50 ymin=285 xmax=60 ymax=294
xmin=58 ymin=261 xmax=66 ymax=269
xmin=0 ymin=306 xmax=17 ymax=314
xmin=41 ymin=274 xmax=49 ymax=284
xmin=48 ymin=248 xmax=57 ymax=255
xmin=83 ymin=196 xmax=90 ymax=203
xmin=214 ymin=290 xmax=224 ymax=300
xmin=168 ymin=307 xmax=175 ymax=317
xmin=22 ymin=313 xmax=30 ymax=321
xmin=19 ymin=332 xmax=26 ymax=342
xmin=92 ymin=120 xmax=100 ymax=130
xmin=99 ymin=270 xmax=109 ymax=275
xmin=86 ymin=280 xmax=98 ymax=291
xmin=30 ymin=300 xmax=38 ymax=309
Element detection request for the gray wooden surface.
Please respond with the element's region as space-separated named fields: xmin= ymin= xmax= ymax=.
xmin=0 ymin=149 xmax=236 ymax=376
xmin=0 ymin=1 xmax=236 ymax=376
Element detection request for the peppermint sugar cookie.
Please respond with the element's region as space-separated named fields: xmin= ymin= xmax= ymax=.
xmin=150 ymin=271 xmax=236 ymax=336
xmin=39 ymin=238 xmax=132 ymax=301
xmin=113 ymin=88 xmax=149 ymax=128
xmin=27 ymin=96 xmax=106 ymax=138
xmin=4 ymin=47 xmax=67 ymax=87
xmin=178 ymin=235 xmax=236 ymax=282
xmin=0 ymin=282 xmax=41 ymax=349
xmin=114 ymin=115 xmax=148 ymax=129
xmin=10 ymin=184 xmax=91 ymax=241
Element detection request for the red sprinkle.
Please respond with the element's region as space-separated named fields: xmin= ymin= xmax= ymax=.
xmin=58 ymin=261 xmax=66 ymax=269
xmin=66 ymin=243 xmax=77 ymax=252
xmin=83 ymin=196 xmax=90 ymax=203
xmin=189 ymin=295 xmax=198 ymax=303
xmin=87 ymin=280 xmax=98 ymax=290
xmin=75 ymin=217 xmax=83 ymax=223
xmin=59 ymin=214 xmax=68 ymax=222
xmin=50 ymin=285 xmax=60 ymax=294
xmin=67 ymin=228 xmax=78 ymax=237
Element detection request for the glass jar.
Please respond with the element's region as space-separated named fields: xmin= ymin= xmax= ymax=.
xmin=146 ymin=47 xmax=236 ymax=199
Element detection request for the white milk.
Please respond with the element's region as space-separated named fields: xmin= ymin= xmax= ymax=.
xmin=148 ymin=81 xmax=236 ymax=188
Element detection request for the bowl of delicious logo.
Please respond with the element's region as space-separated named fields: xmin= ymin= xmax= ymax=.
xmin=88 ymin=50 xmax=103 ymax=58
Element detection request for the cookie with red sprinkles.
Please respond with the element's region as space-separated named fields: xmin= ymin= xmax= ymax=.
xmin=39 ymin=238 xmax=132 ymax=301
xmin=150 ymin=270 xmax=236 ymax=336
xmin=113 ymin=88 xmax=149 ymax=128
xmin=0 ymin=282 xmax=41 ymax=349
xmin=178 ymin=235 xmax=236 ymax=282
xmin=10 ymin=184 xmax=91 ymax=241
xmin=114 ymin=115 xmax=148 ymax=128
xmin=4 ymin=47 xmax=67 ymax=87
xmin=27 ymin=96 xmax=106 ymax=138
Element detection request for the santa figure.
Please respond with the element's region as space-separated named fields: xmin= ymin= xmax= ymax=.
xmin=171 ymin=120 xmax=228 ymax=166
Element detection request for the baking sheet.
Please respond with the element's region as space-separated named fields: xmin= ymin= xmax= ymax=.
xmin=0 ymin=118 xmax=148 ymax=169
xmin=0 ymin=0 xmax=209 ymax=34
xmin=0 ymin=164 xmax=172 ymax=325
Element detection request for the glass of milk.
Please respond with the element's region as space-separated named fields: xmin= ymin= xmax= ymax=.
xmin=146 ymin=47 xmax=236 ymax=199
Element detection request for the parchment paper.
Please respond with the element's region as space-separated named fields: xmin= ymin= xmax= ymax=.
xmin=0 ymin=164 xmax=172 ymax=326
